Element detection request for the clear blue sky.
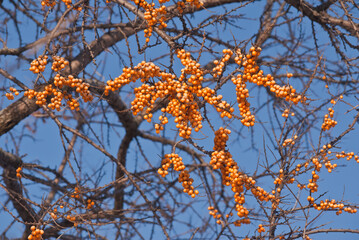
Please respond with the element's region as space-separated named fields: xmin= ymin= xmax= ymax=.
xmin=1 ymin=0 xmax=359 ymax=239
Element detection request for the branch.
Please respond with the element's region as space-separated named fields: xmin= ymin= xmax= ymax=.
xmin=285 ymin=0 xmax=359 ymax=39
xmin=0 ymin=148 xmax=39 ymax=237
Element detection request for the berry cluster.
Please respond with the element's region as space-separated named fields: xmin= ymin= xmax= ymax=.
xmin=251 ymin=185 xmax=276 ymax=201
xmin=212 ymin=49 xmax=233 ymax=78
xmin=16 ymin=167 xmax=22 ymax=178
xmin=41 ymin=0 xmax=82 ymax=10
xmin=55 ymin=74 xmax=93 ymax=102
xmin=154 ymin=115 xmax=168 ymax=133
xmin=166 ymin=96 xmax=202 ymax=138
xmin=106 ymin=60 xmax=203 ymax=138
xmin=307 ymin=170 xmax=319 ymax=193
xmin=322 ymin=107 xmax=336 ymax=130
xmin=29 ymin=55 xmax=48 ymax=74
xmin=49 ymin=208 xmax=58 ymax=220
xmin=177 ymin=51 xmax=234 ymax=119
xmin=179 ymin=170 xmax=198 ymax=198
xmin=24 ymin=84 xmax=63 ymax=110
xmin=300 ymin=144 xmax=358 ymax=205
xmin=70 ymin=187 xmax=81 ymax=199
xmin=178 ymin=49 xmax=234 ymax=119
xmin=177 ymin=49 xmax=203 ymax=85
xmin=27 ymin=85 xmax=51 ymax=106
xmin=61 ymin=0 xmax=72 ymax=8
xmin=311 ymin=157 xmax=323 ymax=172
xmin=66 ymin=214 xmax=78 ymax=226
xmin=232 ymin=47 xmax=304 ymax=126
xmin=105 ymin=50 xmax=234 ymax=139
xmin=319 ymin=144 xmax=339 ymax=173
xmin=177 ymin=49 xmax=234 ymax=118
xmin=158 ymin=153 xmax=198 ymax=198
xmin=336 ymin=151 xmax=358 ymax=162
xmin=131 ymin=0 xmax=167 ymax=43
xmin=28 ymin=226 xmax=44 ymax=240
xmin=86 ymin=199 xmax=95 ymax=209
xmin=282 ymin=135 xmax=297 ymax=147
xmin=234 ymin=49 xmax=243 ymax=65
xmin=257 ymin=224 xmax=266 ymax=233
xmin=105 ymin=61 xmax=161 ymax=96
xmin=24 ymin=64 xmax=92 ymax=111
xmin=233 ymin=218 xmax=251 ymax=227
xmin=185 ymin=0 xmax=202 ymax=8
xmin=210 ymin=127 xmax=275 ymax=223
xmin=309 ymin=144 xmax=358 ymax=183
xmin=5 ymin=92 xmax=14 ymax=100
xmin=176 ymin=0 xmax=203 ymax=13
xmin=282 ymin=108 xmax=295 ymax=118
xmin=158 ymin=153 xmax=185 ymax=177
xmin=176 ymin=1 xmax=186 ymax=13
xmin=208 ymin=206 xmax=223 ymax=225
xmin=273 ymin=169 xmax=295 ymax=185
xmin=231 ymin=73 xmax=254 ymax=126
xmin=10 ymin=87 xmax=19 ymax=95
xmin=41 ymin=0 xmax=56 ymax=7
xmin=103 ymin=48 xmax=296 ymax=141
xmin=48 ymin=186 xmax=96 ymax=227
xmin=5 ymin=87 xmax=19 ymax=100
xmin=211 ymin=128 xmax=234 ymax=181
xmin=52 ymin=56 xmax=69 ymax=72
xmin=322 ymin=97 xmax=342 ymax=131
xmin=307 ymin=197 xmax=357 ymax=215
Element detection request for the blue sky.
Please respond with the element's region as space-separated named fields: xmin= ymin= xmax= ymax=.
xmin=1 ymin=0 xmax=359 ymax=239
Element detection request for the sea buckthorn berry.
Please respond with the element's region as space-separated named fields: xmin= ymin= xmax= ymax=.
xmin=234 ymin=218 xmax=251 ymax=227
xmin=106 ymin=51 xmax=234 ymax=139
xmin=322 ymin=113 xmax=337 ymax=130
xmin=5 ymin=92 xmax=14 ymax=100
xmin=175 ymin=0 xmax=202 ymax=10
xmin=50 ymin=212 xmax=57 ymax=220
xmin=336 ymin=151 xmax=357 ymax=163
xmin=41 ymin=0 xmax=77 ymax=8
xmin=16 ymin=167 xmax=22 ymax=178
xmin=212 ymin=49 xmax=233 ymax=77
xmin=179 ymin=170 xmax=198 ymax=198
xmin=257 ymin=224 xmax=266 ymax=233
xmin=52 ymin=56 xmax=69 ymax=72
xmin=132 ymin=0 xmax=168 ymax=42
xmin=282 ymin=137 xmax=296 ymax=147
xmin=210 ymin=127 xmax=274 ymax=219
xmin=232 ymin=47 xmax=303 ymax=127
xmin=28 ymin=226 xmax=44 ymax=240
xmin=24 ymin=73 xmax=93 ymax=111
xmin=282 ymin=109 xmax=289 ymax=118
xmin=208 ymin=207 xmax=224 ymax=223
xmin=29 ymin=55 xmax=48 ymax=73
xmin=9 ymin=87 xmax=20 ymax=96
xmin=307 ymin=171 xmax=319 ymax=193
xmin=158 ymin=153 xmax=186 ymax=177
xmin=322 ymin=98 xmax=339 ymax=131
xmin=63 ymin=0 xmax=72 ymax=8
xmin=307 ymin=198 xmax=357 ymax=215
xmin=41 ymin=0 xmax=56 ymax=7
xmin=158 ymin=153 xmax=198 ymax=198
xmin=87 ymin=199 xmax=95 ymax=209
